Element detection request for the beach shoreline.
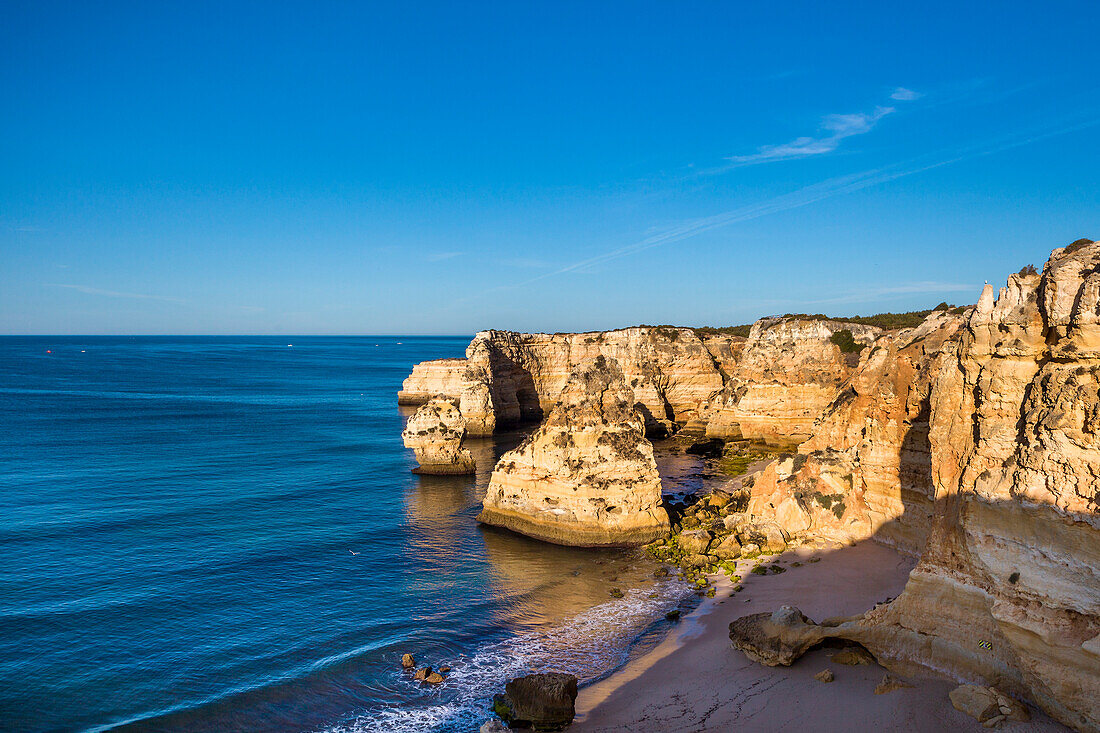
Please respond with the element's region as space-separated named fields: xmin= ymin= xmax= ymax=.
xmin=571 ymin=540 xmax=1069 ymax=732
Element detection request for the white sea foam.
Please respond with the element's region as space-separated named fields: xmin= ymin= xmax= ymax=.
xmin=325 ymin=580 xmax=693 ymax=733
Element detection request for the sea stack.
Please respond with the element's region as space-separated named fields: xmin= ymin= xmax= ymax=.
xmin=478 ymin=356 xmax=670 ymax=546
xmin=401 ymin=397 xmax=476 ymax=474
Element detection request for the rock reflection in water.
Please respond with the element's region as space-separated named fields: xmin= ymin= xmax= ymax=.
xmin=400 ymin=424 xmax=718 ymax=638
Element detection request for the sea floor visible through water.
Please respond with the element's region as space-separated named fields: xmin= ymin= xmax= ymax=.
xmin=0 ymin=336 xmax=726 ymax=732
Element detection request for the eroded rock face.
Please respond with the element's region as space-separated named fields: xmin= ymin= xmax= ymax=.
xmin=400 ymin=397 xmax=475 ymax=475
xmin=740 ymin=241 xmax=1100 ymax=732
xmin=477 ymin=356 xmax=670 ymax=547
xmin=398 ymin=359 xmax=467 ymax=405
xmin=401 ymin=321 xmax=891 ymax=446
xmin=704 ymin=318 xmax=881 ymax=444
xmin=862 ymin=242 xmax=1100 ymax=732
xmin=403 ymin=327 xmax=727 ymax=437
xmin=745 ymin=309 xmax=966 ymax=554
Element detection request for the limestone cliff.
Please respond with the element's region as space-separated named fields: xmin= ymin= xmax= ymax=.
xmin=398 ymin=358 xmax=466 ymax=405
xmin=745 ymin=309 xmax=966 ymax=555
xmin=741 ymin=241 xmax=1100 ymax=732
xmin=404 ymin=327 xmax=727 ymax=436
xmin=400 ymin=397 xmax=475 ymax=475
xmin=401 ymin=321 xmax=883 ymax=444
xmin=477 ymin=356 xmax=670 ymax=547
xmin=703 ymin=318 xmax=881 ymax=445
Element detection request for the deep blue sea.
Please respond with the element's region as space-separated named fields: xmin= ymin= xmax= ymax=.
xmin=0 ymin=337 xmax=701 ymax=733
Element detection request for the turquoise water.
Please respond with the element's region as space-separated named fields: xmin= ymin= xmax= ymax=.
xmin=0 ymin=337 xmax=698 ymax=732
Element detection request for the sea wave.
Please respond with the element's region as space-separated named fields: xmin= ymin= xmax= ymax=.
xmin=326 ymin=580 xmax=694 ymax=733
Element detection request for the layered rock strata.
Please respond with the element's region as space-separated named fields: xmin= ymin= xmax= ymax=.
xmin=739 ymin=241 xmax=1100 ymax=732
xmin=402 ymin=322 xmax=887 ymax=444
xmin=400 ymin=397 xmax=475 ymax=474
xmin=745 ymin=309 xmax=966 ymax=554
xmin=477 ymin=356 xmax=670 ymax=546
xmin=703 ymin=318 xmax=881 ymax=444
xmin=398 ymin=358 xmax=466 ymax=405
xmin=459 ymin=327 xmax=727 ymax=436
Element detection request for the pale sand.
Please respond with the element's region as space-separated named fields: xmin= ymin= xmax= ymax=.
xmin=573 ymin=541 xmax=1068 ymax=732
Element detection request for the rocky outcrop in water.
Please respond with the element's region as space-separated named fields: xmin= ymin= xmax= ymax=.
xmin=739 ymin=240 xmax=1100 ymax=732
xmin=477 ymin=356 xmax=670 ymax=546
xmin=398 ymin=359 xmax=467 ymax=405
xmin=400 ymin=397 xmax=475 ymax=474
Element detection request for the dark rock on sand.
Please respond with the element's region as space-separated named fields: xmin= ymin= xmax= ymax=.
xmin=492 ymin=672 xmax=578 ymax=731
xmin=728 ymin=606 xmax=825 ymax=666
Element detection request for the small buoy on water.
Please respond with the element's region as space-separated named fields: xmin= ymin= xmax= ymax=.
xmin=46 ymin=350 xmax=52 ymax=354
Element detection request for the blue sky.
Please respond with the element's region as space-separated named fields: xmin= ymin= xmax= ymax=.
xmin=2 ymin=1 xmax=1098 ymax=335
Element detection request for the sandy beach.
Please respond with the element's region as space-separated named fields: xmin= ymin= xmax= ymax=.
xmin=573 ymin=541 xmax=1069 ymax=732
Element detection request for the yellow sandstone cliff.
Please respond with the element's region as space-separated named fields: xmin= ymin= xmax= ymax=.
xmin=477 ymin=356 xmax=670 ymax=547
xmin=741 ymin=240 xmax=1100 ymax=732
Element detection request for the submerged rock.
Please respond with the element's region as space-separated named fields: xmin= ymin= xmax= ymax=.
xmin=400 ymin=397 xmax=475 ymax=474
xmin=478 ymin=356 xmax=670 ymax=547
xmin=491 ymin=672 xmax=578 ymax=731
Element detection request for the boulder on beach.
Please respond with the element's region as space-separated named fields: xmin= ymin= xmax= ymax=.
xmin=677 ymin=529 xmax=712 ymax=555
xmin=728 ymin=606 xmax=826 ymax=666
xmin=949 ymin=684 xmax=1030 ymax=725
xmin=492 ymin=672 xmax=578 ymax=731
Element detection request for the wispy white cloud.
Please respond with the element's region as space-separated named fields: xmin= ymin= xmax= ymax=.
xmin=477 ymin=111 xmax=1100 ymax=296
xmin=890 ymin=87 xmax=922 ymax=101
xmin=46 ymin=283 xmax=187 ymax=304
xmin=728 ymin=105 xmax=897 ymax=165
xmin=425 ymin=251 xmax=463 ymax=262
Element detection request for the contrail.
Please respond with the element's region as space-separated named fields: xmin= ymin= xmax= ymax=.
xmin=457 ymin=110 xmax=1100 ymax=303
xmin=520 ymin=113 xmax=1100 ymax=286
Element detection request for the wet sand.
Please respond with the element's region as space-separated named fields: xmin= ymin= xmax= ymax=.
xmin=573 ymin=541 xmax=1068 ymax=732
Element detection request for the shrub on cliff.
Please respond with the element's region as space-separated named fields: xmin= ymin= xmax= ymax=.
xmin=693 ymin=324 xmax=752 ymax=338
xmin=829 ymin=329 xmax=865 ymax=354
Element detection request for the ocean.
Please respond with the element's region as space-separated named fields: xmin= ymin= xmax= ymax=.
xmin=0 ymin=336 xmax=706 ymax=732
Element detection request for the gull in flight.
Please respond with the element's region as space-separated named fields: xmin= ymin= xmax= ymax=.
xmin=348 ymin=549 xmax=360 ymax=556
